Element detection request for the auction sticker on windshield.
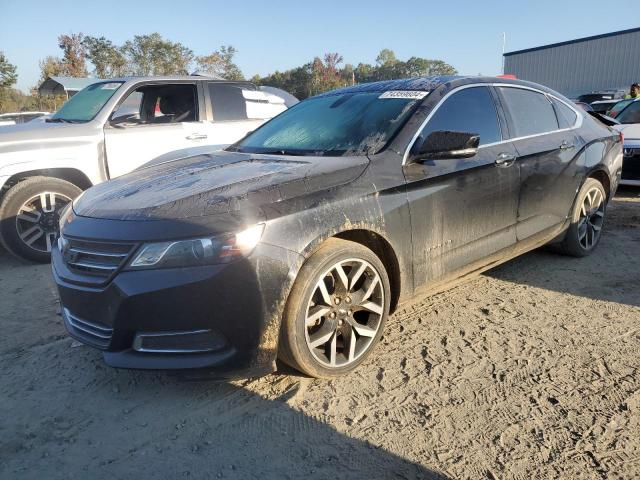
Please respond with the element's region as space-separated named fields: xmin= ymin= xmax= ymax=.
xmin=100 ymin=83 xmax=121 ymax=90
xmin=379 ymin=90 xmax=429 ymax=99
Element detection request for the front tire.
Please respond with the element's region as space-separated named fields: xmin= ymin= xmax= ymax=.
xmin=279 ymin=238 xmax=391 ymax=378
xmin=0 ymin=176 xmax=82 ymax=262
xmin=558 ymin=177 xmax=607 ymax=257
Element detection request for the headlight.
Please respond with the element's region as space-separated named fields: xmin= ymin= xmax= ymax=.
xmin=127 ymin=224 xmax=265 ymax=270
xmin=58 ymin=203 xmax=75 ymax=232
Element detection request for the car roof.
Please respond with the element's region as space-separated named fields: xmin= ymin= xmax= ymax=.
xmin=97 ymin=75 xmax=253 ymax=84
xmin=313 ymin=75 xmax=560 ymax=98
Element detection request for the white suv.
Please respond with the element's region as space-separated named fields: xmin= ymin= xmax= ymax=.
xmin=0 ymin=76 xmax=290 ymax=261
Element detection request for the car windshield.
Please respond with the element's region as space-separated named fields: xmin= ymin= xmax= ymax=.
xmin=228 ymin=91 xmax=424 ymax=156
xmin=609 ymin=99 xmax=633 ymax=118
xmin=616 ymin=101 xmax=640 ymax=124
xmin=51 ymin=82 xmax=124 ymax=122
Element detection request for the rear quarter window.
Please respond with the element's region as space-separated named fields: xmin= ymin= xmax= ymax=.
xmin=552 ymin=99 xmax=578 ymax=129
xmin=208 ymin=83 xmax=249 ymax=121
xmin=498 ymin=87 xmax=559 ymax=137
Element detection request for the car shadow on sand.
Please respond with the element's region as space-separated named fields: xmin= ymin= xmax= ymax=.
xmin=1 ymin=344 xmax=449 ymax=480
xmin=484 ymin=190 xmax=640 ymax=308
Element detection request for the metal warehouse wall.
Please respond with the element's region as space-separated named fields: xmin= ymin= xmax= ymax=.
xmin=503 ymin=28 xmax=640 ymax=98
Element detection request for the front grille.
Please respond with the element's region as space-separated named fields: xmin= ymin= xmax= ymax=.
xmin=623 ymin=148 xmax=640 ymax=158
xmin=61 ymin=236 xmax=135 ymax=281
xmin=63 ymin=308 xmax=113 ymax=349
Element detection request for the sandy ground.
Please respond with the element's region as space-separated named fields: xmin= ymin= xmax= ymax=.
xmin=1 ymin=188 xmax=639 ymax=480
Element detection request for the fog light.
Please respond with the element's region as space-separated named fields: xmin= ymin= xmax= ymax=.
xmin=132 ymin=329 xmax=227 ymax=353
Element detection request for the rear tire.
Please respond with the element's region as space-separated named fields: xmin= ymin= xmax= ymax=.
xmin=279 ymin=238 xmax=391 ymax=378
xmin=557 ymin=178 xmax=607 ymax=257
xmin=0 ymin=176 xmax=82 ymax=263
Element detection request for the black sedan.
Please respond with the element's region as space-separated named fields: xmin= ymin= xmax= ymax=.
xmin=53 ymin=76 xmax=623 ymax=379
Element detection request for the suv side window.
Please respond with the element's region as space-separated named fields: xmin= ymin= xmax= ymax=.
xmin=498 ymin=87 xmax=559 ymax=137
xmin=208 ymin=83 xmax=249 ymax=121
xmin=112 ymin=84 xmax=197 ymax=125
xmin=552 ymin=98 xmax=578 ymax=129
xmin=420 ymin=86 xmax=502 ymax=146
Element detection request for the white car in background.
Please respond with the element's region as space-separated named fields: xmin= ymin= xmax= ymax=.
xmin=0 ymin=76 xmax=292 ymax=261
xmin=612 ymin=99 xmax=640 ymax=186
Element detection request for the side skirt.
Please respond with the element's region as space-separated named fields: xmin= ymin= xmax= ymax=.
xmin=399 ymin=220 xmax=570 ymax=309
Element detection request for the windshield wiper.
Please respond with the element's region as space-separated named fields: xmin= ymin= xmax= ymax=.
xmin=46 ymin=118 xmax=78 ymax=123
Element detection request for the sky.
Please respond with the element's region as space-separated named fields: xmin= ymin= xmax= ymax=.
xmin=1 ymin=0 xmax=638 ymax=93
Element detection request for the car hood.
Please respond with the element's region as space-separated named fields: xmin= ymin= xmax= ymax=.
xmin=613 ymin=123 xmax=640 ymax=140
xmin=0 ymin=120 xmax=93 ymax=154
xmin=73 ymin=150 xmax=369 ymax=221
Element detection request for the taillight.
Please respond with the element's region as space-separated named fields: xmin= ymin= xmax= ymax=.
xmin=619 ymin=131 xmax=624 ymax=144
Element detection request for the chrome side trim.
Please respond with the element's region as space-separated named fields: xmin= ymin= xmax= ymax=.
xmin=402 ymin=82 xmax=584 ymax=165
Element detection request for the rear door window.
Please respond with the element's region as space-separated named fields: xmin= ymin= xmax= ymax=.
xmin=208 ymin=83 xmax=249 ymax=121
xmin=498 ymin=87 xmax=559 ymax=137
xmin=552 ymin=98 xmax=578 ymax=129
xmin=420 ymin=86 xmax=502 ymax=146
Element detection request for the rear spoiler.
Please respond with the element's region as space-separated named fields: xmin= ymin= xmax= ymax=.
xmin=587 ymin=110 xmax=619 ymax=127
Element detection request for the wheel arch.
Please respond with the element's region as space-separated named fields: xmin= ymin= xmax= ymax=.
xmin=586 ymin=167 xmax=611 ymax=200
xmin=1 ymin=168 xmax=92 ymax=198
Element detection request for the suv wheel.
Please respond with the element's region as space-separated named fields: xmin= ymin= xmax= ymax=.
xmin=558 ymin=177 xmax=607 ymax=257
xmin=279 ymin=238 xmax=390 ymax=378
xmin=0 ymin=176 xmax=82 ymax=262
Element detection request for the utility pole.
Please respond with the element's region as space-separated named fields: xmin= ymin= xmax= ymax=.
xmin=501 ymin=32 xmax=506 ymax=74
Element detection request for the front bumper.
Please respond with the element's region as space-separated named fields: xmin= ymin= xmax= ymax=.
xmin=52 ymin=224 xmax=302 ymax=379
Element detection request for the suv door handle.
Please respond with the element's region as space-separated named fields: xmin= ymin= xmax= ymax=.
xmin=495 ymin=153 xmax=516 ymax=167
xmin=186 ymin=133 xmax=208 ymax=140
xmin=559 ymin=140 xmax=575 ymax=150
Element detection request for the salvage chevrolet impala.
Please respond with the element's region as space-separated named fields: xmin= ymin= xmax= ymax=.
xmin=53 ymin=76 xmax=623 ymax=379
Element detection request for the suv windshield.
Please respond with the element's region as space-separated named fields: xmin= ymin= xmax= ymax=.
xmin=616 ymin=101 xmax=640 ymax=124
xmin=228 ymin=91 xmax=424 ymax=156
xmin=51 ymin=82 xmax=124 ymax=122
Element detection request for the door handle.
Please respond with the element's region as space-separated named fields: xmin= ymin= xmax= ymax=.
xmin=186 ymin=133 xmax=208 ymax=140
xmin=559 ymin=140 xmax=575 ymax=150
xmin=495 ymin=153 xmax=516 ymax=167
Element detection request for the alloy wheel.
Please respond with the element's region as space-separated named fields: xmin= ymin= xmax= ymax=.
xmin=304 ymin=258 xmax=385 ymax=368
xmin=578 ymin=187 xmax=605 ymax=250
xmin=15 ymin=192 xmax=72 ymax=253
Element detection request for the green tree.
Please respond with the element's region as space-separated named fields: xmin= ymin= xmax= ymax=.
xmin=400 ymin=57 xmax=457 ymax=77
xmin=196 ymin=45 xmax=244 ymax=80
xmin=122 ymin=33 xmax=193 ymax=75
xmin=373 ymin=49 xmax=400 ymax=80
xmin=376 ymin=48 xmax=398 ymax=67
xmin=0 ymin=52 xmax=19 ymax=112
xmin=0 ymin=52 xmax=18 ymax=89
xmin=354 ymin=62 xmax=375 ymax=84
xmin=83 ymin=36 xmax=127 ymax=78
xmin=310 ymin=53 xmax=345 ymax=95
xmin=58 ymin=33 xmax=88 ymax=77
xmin=37 ymin=56 xmax=64 ymax=83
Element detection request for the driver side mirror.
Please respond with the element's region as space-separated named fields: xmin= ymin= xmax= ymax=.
xmin=410 ymin=130 xmax=480 ymax=162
